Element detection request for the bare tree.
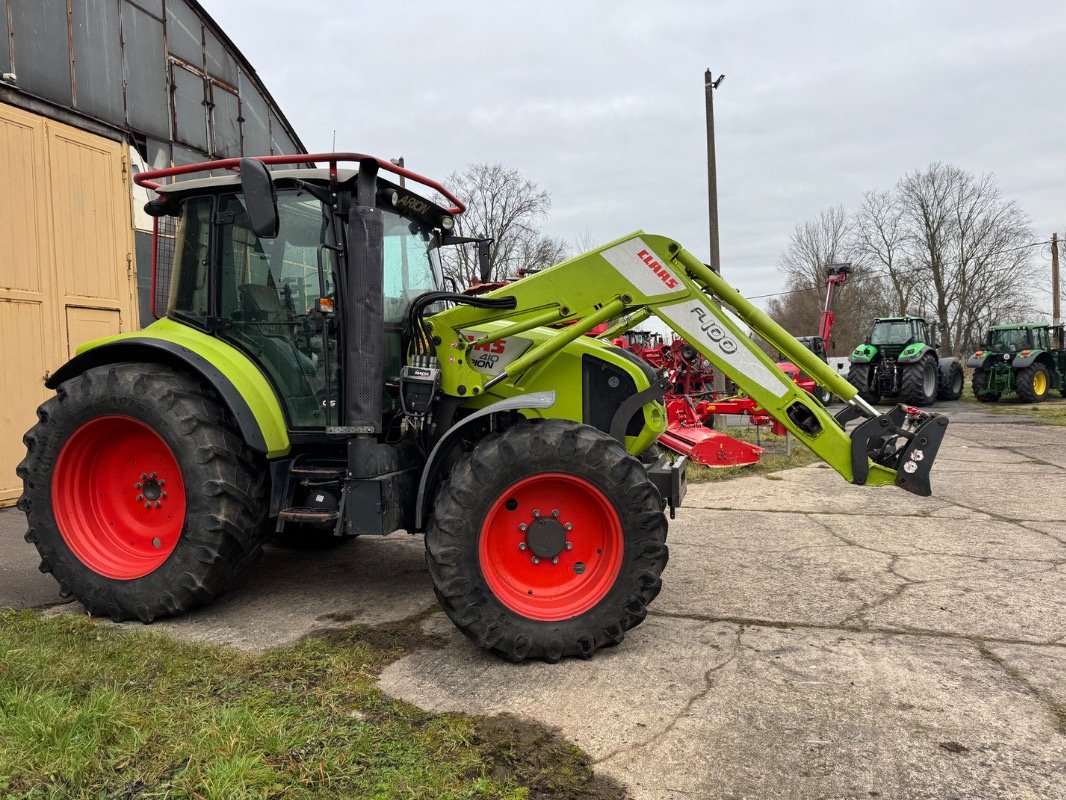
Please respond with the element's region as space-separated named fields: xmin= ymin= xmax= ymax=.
xmin=436 ymin=163 xmax=568 ymax=287
xmin=897 ymin=163 xmax=1035 ymax=352
xmin=778 ymin=205 xmax=855 ymax=288
xmin=856 ymin=190 xmax=922 ymax=314
xmin=772 ymin=205 xmax=889 ymax=354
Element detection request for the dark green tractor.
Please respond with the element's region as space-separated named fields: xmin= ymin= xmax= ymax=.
xmin=847 ymin=316 xmax=964 ymax=406
xmin=968 ymin=323 xmax=1066 ymax=402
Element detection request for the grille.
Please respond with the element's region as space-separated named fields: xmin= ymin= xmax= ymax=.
xmin=152 ymin=216 xmax=176 ymax=319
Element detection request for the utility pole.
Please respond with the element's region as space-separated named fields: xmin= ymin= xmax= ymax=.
xmin=705 ymin=69 xmax=727 ymax=413
xmin=705 ymin=69 xmax=724 ymax=274
xmin=1053 ymin=232 xmax=1060 ymax=328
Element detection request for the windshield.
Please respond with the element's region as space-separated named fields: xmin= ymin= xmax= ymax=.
xmin=870 ymin=321 xmax=915 ymax=346
xmin=988 ymin=328 xmax=1032 ymax=352
xmin=381 ymin=209 xmax=441 ymax=325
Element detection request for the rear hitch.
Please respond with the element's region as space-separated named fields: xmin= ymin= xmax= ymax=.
xmin=849 ymin=405 xmax=949 ymax=497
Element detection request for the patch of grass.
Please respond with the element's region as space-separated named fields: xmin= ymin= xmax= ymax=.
xmin=684 ymin=426 xmax=817 ymax=483
xmin=0 ymin=610 xmax=622 ymax=799
xmin=959 ymin=391 xmax=1066 ymax=425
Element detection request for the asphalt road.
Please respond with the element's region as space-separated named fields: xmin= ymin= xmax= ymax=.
xmin=2 ymin=404 xmax=1064 ymax=799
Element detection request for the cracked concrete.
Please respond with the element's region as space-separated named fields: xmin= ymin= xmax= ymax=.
xmin=377 ymin=406 xmax=1066 ymax=799
xmin=4 ymin=404 xmax=1065 ymax=797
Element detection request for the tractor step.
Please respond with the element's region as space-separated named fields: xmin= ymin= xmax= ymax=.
xmin=290 ymin=465 xmax=346 ymax=478
xmin=278 ymin=507 xmax=340 ymax=524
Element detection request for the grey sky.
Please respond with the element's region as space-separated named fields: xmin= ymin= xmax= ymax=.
xmin=209 ymin=0 xmax=1065 ymax=311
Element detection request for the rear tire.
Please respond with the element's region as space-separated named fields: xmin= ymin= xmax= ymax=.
xmin=901 ymin=354 xmax=937 ymax=406
xmin=972 ymin=369 xmax=999 ymax=402
xmin=1017 ymin=363 xmax=1050 ymax=403
xmin=936 ymin=360 xmax=964 ymax=401
xmin=17 ymin=363 xmax=269 ymax=622
xmin=425 ymin=419 xmax=668 ymax=663
xmin=847 ymin=363 xmax=880 ymax=405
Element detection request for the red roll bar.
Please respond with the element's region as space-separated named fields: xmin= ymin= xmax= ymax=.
xmin=133 ymin=152 xmax=466 ymax=215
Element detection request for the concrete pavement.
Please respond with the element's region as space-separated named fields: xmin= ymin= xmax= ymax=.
xmin=3 ymin=405 xmax=1064 ymax=798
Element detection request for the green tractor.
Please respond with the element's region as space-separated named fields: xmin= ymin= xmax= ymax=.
xmin=968 ymin=323 xmax=1066 ymax=402
xmin=18 ymin=153 xmax=948 ymax=663
xmin=847 ymin=316 xmax=964 ymax=406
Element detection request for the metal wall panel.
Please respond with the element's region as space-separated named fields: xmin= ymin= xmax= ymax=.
xmin=204 ymin=29 xmax=237 ymax=85
xmin=269 ymin=109 xmax=298 ymax=155
xmin=210 ymin=82 xmax=240 ymax=155
xmin=172 ymin=141 xmax=202 ymax=165
xmin=9 ymin=0 xmax=73 ymax=105
xmin=120 ymin=2 xmax=169 ymax=138
xmin=126 ymin=0 xmax=162 ymax=19
xmin=72 ymin=0 xmax=124 ymax=121
xmin=171 ymin=62 xmax=207 ymax=151
xmin=165 ymin=0 xmax=201 ymax=65
xmin=1 ymin=2 xmax=11 ymax=73
xmin=239 ymin=68 xmax=270 ymax=156
xmin=146 ymin=136 xmax=170 ymax=169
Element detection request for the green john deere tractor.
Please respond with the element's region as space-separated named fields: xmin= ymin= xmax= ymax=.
xmin=18 ymin=153 xmax=948 ymax=663
xmin=847 ymin=316 xmax=964 ymax=406
xmin=968 ymin=323 xmax=1066 ymax=402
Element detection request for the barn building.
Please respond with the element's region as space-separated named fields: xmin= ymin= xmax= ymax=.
xmin=0 ymin=0 xmax=305 ymax=506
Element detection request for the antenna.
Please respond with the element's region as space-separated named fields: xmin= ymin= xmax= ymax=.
xmin=331 ymin=129 xmax=336 ymax=150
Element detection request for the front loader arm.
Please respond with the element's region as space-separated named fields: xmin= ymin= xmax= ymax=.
xmin=427 ymin=232 xmax=947 ymax=496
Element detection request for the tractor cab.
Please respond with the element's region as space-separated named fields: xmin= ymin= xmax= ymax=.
xmin=149 ymin=161 xmax=457 ymax=431
xmin=985 ymin=324 xmax=1050 ymax=353
xmin=869 ymin=317 xmax=930 ymax=354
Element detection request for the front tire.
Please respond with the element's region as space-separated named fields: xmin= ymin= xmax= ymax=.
xmin=18 ymin=363 xmax=269 ymax=622
xmin=901 ymin=354 xmax=938 ymax=406
xmin=426 ymin=419 xmax=668 ymax=663
xmin=1017 ymin=363 xmax=1050 ymax=402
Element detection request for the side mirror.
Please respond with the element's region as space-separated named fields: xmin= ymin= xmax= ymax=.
xmin=239 ymin=158 xmax=279 ymax=238
xmin=477 ymin=240 xmax=494 ymax=283
xmin=864 ymin=336 xmax=872 ymax=345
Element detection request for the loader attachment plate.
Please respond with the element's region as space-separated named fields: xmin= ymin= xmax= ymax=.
xmin=849 ymin=405 xmax=949 ymax=497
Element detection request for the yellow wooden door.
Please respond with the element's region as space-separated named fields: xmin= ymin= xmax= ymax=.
xmin=0 ymin=102 xmax=136 ymax=506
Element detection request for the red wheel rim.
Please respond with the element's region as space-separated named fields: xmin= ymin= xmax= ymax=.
xmin=51 ymin=415 xmax=186 ymax=580
xmin=478 ymin=473 xmax=624 ymax=622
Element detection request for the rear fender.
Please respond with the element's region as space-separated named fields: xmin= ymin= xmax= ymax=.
xmin=897 ymin=344 xmax=932 ymax=364
xmin=850 ymin=344 xmax=876 ymax=364
xmin=967 ymin=352 xmax=991 ymax=369
xmin=1011 ymin=350 xmax=1048 ymax=369
xmin=46 ymin=319 xmax=290 ymax=457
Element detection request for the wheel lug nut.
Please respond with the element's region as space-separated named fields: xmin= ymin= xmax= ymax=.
xmin=531 ymin=556 xmax=540 ymax=565
xmin=551 ymin=556 xmax=559 ymax=564
xmin=551 ymin=509 xmax=560 ymax=518
xmin=154 ymin=501 xmax=162 ymax=508
xmin=159 ymin=479 xmax=165 ymax=487
xmin=532 ymin=509 xmax=540 ymax=517
xmin=136 ymin=494 xmax=143 ymax=501
xmin=565 ymin=541 xmax=572 ymax=550
xmin=134 ymin=482 xmax=142 ymax=489
xmin=150 ymin=472 xmax=157 ymax=480
xmin=518 ymin=523 xmax=527 ymax=532
xmin=161 ymin=492 xmax=167 ymax=499
xmin=518 ymin=542 xmax=527 ymax=551
xmin=140 ymin=473 xmax=147 ymax=480
xmin=144 ymin=502 xmax=151 ymax=509
xmin=564 ymin=523 xmax=573 ymax=531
